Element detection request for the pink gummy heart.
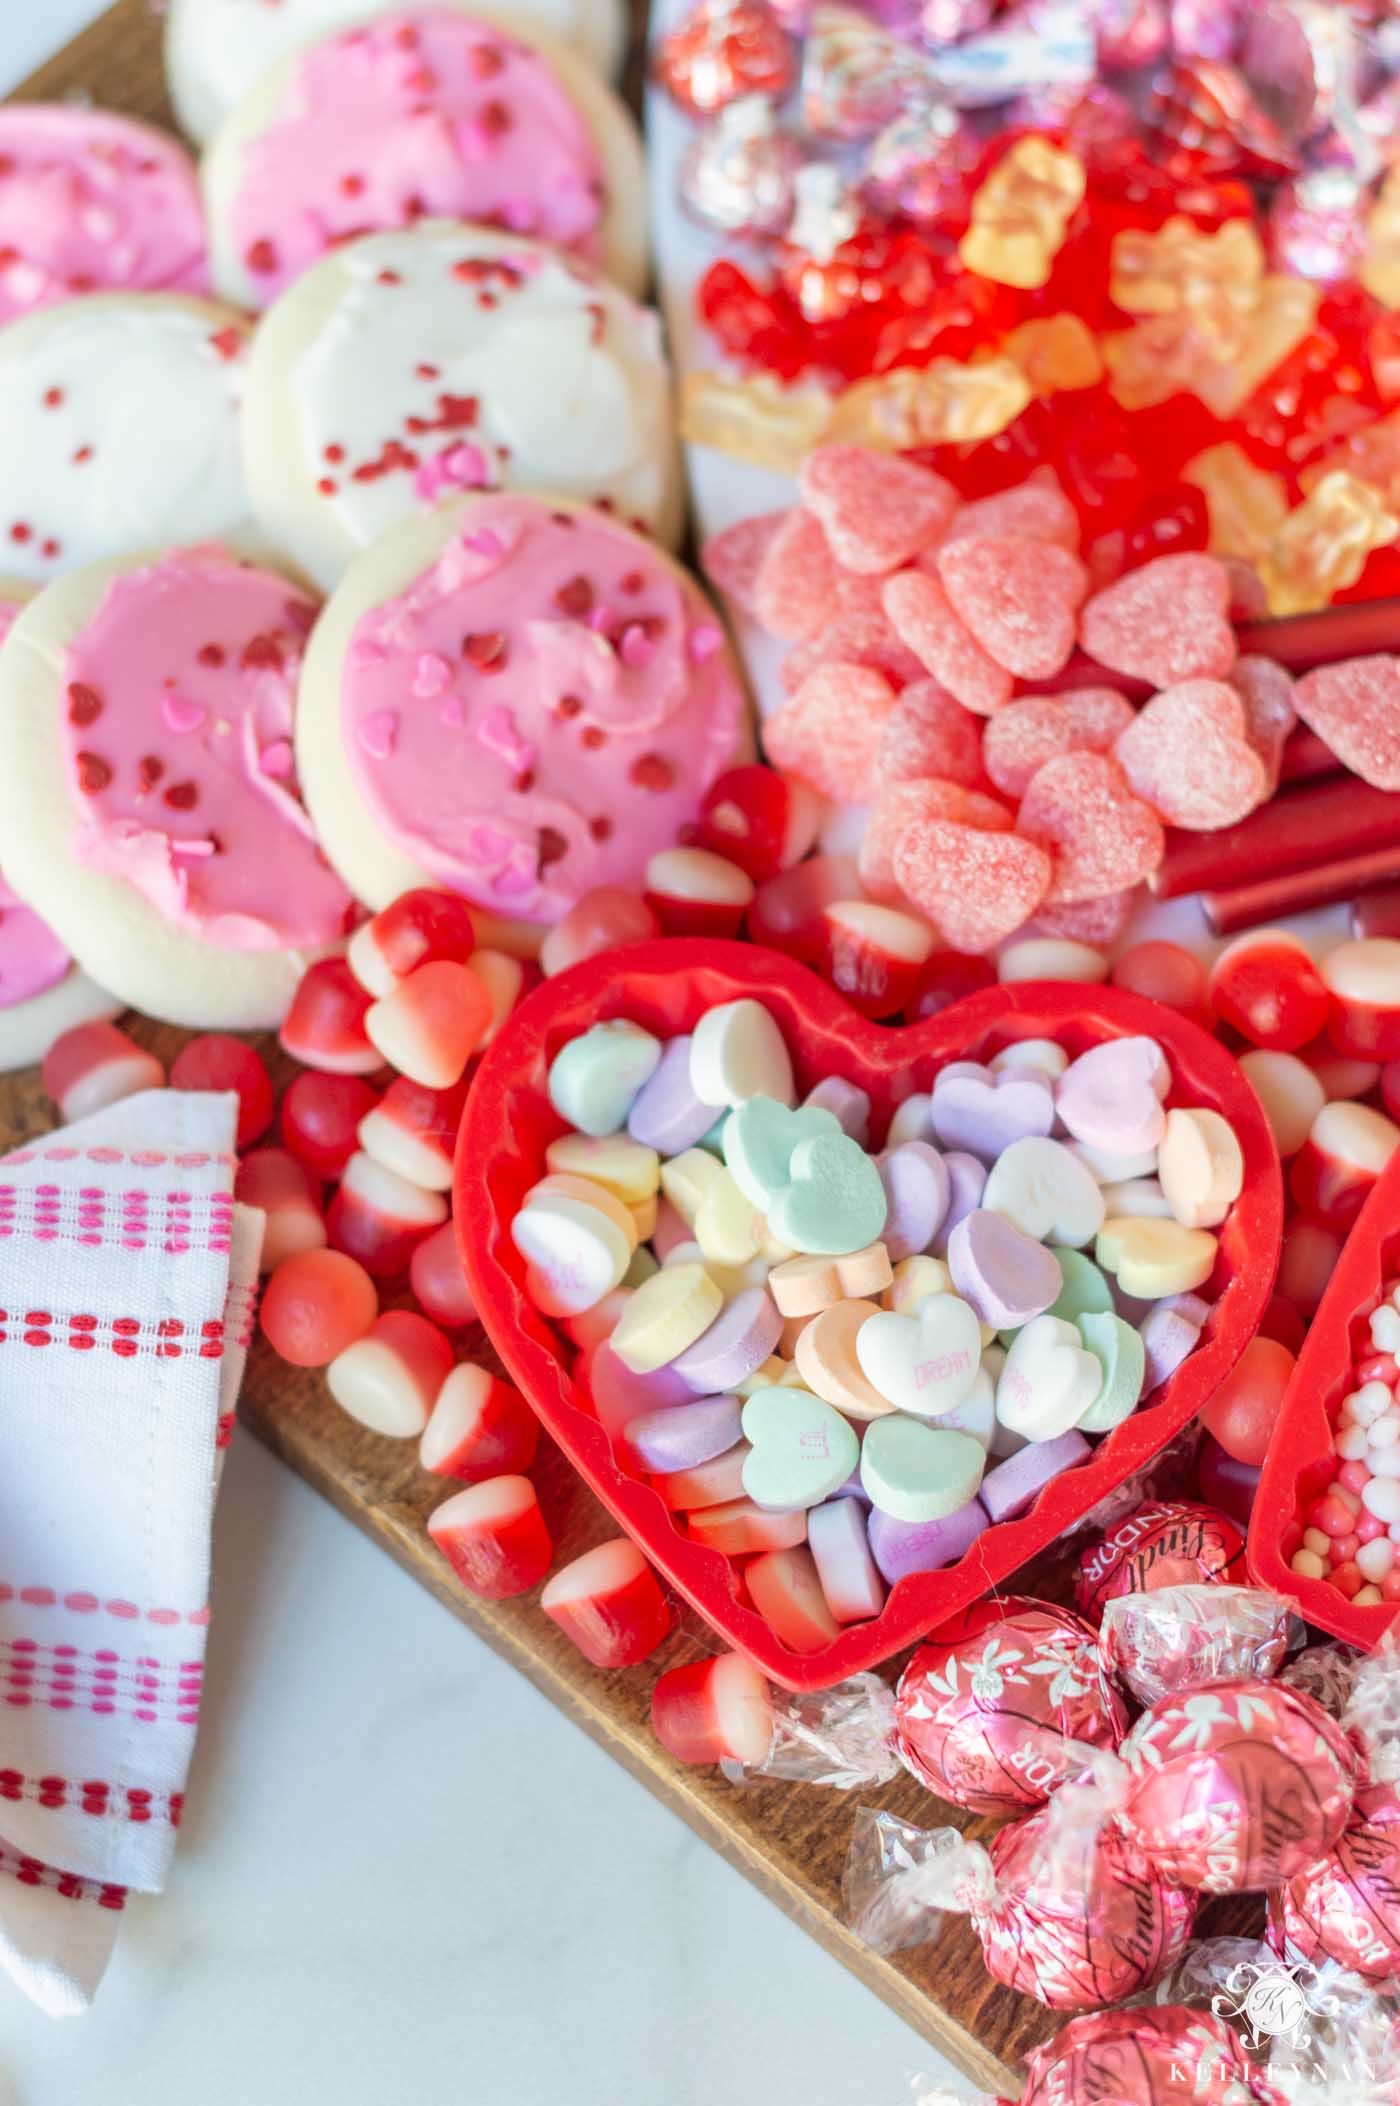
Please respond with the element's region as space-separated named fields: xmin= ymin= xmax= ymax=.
xmin=935 ymin=535 xmax=1088 ymax=681
xmin=882 ymin=570 xmax=1013 ymax=715
xmin=1079 ymin=553 xmax=1236 ymax=689
xmin=937 ymin=479 xmax=1080 ymax=553
xmin=893 ymin=819 xmax=1051 ymax=954
xmin=859 ymin=777 xmax=1011 ymax=902
xmin=1114 ymin=678 xmax=1269 ymax=831
xmin=764 ymin=661 xmax=899 ymax=803
xmin=799 ymin=443 xmax=958 ymax=575
xmin=701 ymin=510 xmax=787 ymax=616
xmin=780 ymin=610 xmax=926 ymax=696
xmin=1294 ymin=654 xmax=1400 ymax=791
xmin=982 ymin=686 xmax=1136 ymax=799
xmin=1017 ymin=751 xmax=1165 ymax=904
xmin=1034 ymin=891 xmax=1136 ymax=946
xmin=753 ymin=508 xmax=842 ymax=641
xmin=875 ymin=680 xmax=985 ymax=788
xmin=1231 ymin=656 xmax=1297 ymax=794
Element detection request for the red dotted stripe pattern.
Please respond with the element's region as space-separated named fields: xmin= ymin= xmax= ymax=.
xmin=0 ymin=1772 xmax=182 ymax=1825
xmin=0 ymin=1310 xmax=225 ymax=1359
xmin=0 ymin=1844 xmax=125 ymax=1911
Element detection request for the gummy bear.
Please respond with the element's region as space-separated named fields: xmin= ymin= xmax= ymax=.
xmin=958 ymin=137 xmax=1087 ymax=292
xmin=1182 ymin=443 xmax=1289 ymax=565
xmin=999 ymin=314 xmax=1103 ymax=397
xmin=1258 ymin=471 xmax=1400 ymax=619
xmin=679 ymin=370 xmax=832 ymax=472
xmin=1109 ymin=215 xmax=1265 ymax=352
xmin=825 ymin=356 xmax=1031 ymax=450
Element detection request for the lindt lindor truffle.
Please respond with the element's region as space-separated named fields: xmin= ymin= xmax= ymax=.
xmin=1097 ymin=1582 xmax=1295 ymax=1707
xmin=1075 ymin=1499 xmax=1247 ymax=1623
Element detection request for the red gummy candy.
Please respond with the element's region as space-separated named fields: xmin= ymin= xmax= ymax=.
xmin=939 ymin=479 xmax=1080 ymax=553
xmin=893 ymin=820 xmax=1051 ymax=955
xmin=935 ymin=535 xmax=1088 ymax=682
xmin=982 ymin=687 xmax=1136 ymax=799
xmin=859 ymin=777 xmax=1010 ymax=903
xmin=1294 ymin=655 xmax=1400 ymax=792
xmin=1079 ymin=553 xmax=1236 ymax=688
xmin=1035 ymin=890 xmax=1135 ymax=946
xmin=799 ymin=444 xmax=958 ymax=576
xmin=1017 ymin=751 xmax=1165 ymax=904
xmin=1114 ymin=679 xmax=1269 ymax=830
xmin=882 ymin=570 xmax=1013 ymax=715
xmin=1231 ymin=655 xmax=1297 ymax=794
xmin=753 ymin=508 xmax=841 ymax=640
xmin=763 ymin=662 xmax=898 ymax=803
xmin=779 ymin=610 xmax=925 ymax=696
xmin=874 ymin=681 xmax=985 ymax=789
xmin=701 ymin=510 xmax=787 ymax=616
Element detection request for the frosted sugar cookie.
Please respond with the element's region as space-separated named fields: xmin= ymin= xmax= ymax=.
xmin=202 ymin=7 xmax=647 ymax=307
xmin=165 ymin=0 xmax=627 ymax=144
xmin=297 ymin=492 xmax=750 ymax=920
xmin=243 ymin=225 xmax=681 ymax=589
xmin=0 ymin=294 xmax=257 ymax=584
xmin=0 ymin=105 xmax=207 ymax=325
xmin=0 ymin=549 xmax=353 ymax=1029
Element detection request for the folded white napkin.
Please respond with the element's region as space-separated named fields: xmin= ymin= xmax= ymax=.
xmin=0 ymin=1087 xmax=262 ymax=2015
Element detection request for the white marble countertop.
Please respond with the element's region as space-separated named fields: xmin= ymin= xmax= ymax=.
xmin=0 ymin=10 xmax=967 ymax=2103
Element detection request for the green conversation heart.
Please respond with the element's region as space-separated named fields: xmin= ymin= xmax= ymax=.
xmin=1075 ymin=1310 xmax=1146 ymax=1434
xmin=766 ymin=1131 xmax=889 ymax=1257
xmin=723 ymin=1095 xmax=841 ymax=1210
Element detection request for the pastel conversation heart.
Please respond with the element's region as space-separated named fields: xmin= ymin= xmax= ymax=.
xmin=768 ymin=1243 xmax=893 ymax=1317
xmin=1075 ymin=1311 xmax=1146 ymax=1434
xmin=995 ymin=1314 xmax=1103 ymax=1442
xmin=547 ymin=1020 xmax=662 ymax=1138
xmin=740 ymin=1385 xmax=860 ymax=1511
xmin=724 ymin=1095 xmax=842 ymax=1210
xmin=855 ymin=1292 xmax=983 ymax=1419
xmin=931 ymin=1066 xmax=1056 ymax=1160
xmin=766 ymin=1131 xmax=889 ymax=1257
xmin=859 ymin=1416 xmax=987 ymax=1523
xmin=948 ymin=1208 xmax=1063 ymax=1329
xmin=982 ymin=1136 xmax=1106 ymax=1250
xmin=1055 ymin=1037 xmax=1170 ymax=1157
xmin=691 ymin=998 xmax=796 ymax=1110
xmin=876 ymin=1140 xmax=950 ymax=1261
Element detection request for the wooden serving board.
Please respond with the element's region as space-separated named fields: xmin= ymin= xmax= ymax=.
xmin=8 ymin=8 xmax=1259 ymax=2093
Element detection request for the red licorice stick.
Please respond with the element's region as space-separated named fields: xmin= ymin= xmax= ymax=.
xmin=1279 ymin=727 xmax=1339 ymax=784
xmin=1204 ymin=842 xmax=1400 ymax=935
xmin=1353 ymin=885 xmax=1400 ymax=939
xmin=1152 ymin=775 xmax=1400 ymax=900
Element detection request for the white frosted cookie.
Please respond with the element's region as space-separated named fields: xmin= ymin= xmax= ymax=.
xmin=202 ymin=7 xmax=648 ymax=307
xmin=0 ymin=549 xmax=353 ymax=1031
xmin=296 ymin=491 xmax=751 ymax=919
xmin=165 ymin=0 xmax=627 ymax=142
xmin=0 ymin=294 xmax=258 ymax=585
xmin=243 ymin=225 xmax=682 ymax=589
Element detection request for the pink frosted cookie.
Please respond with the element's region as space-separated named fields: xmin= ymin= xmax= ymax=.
xmin=243 ymin=225 xmax=681 ymax=591
xmin=0 ymin=105 xmax=207 ymax=324
xmin=0 ymin=550 xmax=353 ymax=1029
xmin=201 ymin=8 xmax=646 ymax=308
xmin=297 ymin=493 xmax=750 ymax=919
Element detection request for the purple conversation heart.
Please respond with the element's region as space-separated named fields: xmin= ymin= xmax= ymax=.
xmin=931 ymin=1150 xmax=986 ymax=1258
xmin=627 ymin=1035 xmax=716 ymax=1155
xmin=930 ymin=1066 xmax=1055 ymax=1161
xmin=805 ymin=1076 xmax=871 ymax=1144
xmin=1139 ymin=1304 xmax=1201 ymax=1392
xmin=979 ymin=1430 xmax=1091 ymax=1524
xmin=670 ymin=1285 xmax=782 ymax=1393
xmin=876 ymin=1141 xmax=950 ymax=1262
xmin=867 ymin=1498 xmax=989 ymax=1584
xmin=621 ymin=1394 xmax=744 ymax=1474
xmin=947 ymin=1209 xmax=1062 ymax=1329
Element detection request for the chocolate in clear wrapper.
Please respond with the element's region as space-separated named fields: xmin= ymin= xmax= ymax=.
xmin=1280 ymin=1639 xmax=1364 ymax=1719
xmin=861 ymin=96 xmax=983 ymax=228
xmin=678 ymin=96 xmax=805 ymax=237
xmin=653 ymin=0 xmax=796 ymax=116
xmin=1098 ymin=1582 xmax=1296 ymax=1707
xmin=1020 ymin=2004 xmax=1272 ymax=2106
xmin=1269 ymin=1781 xmax=1400 ymax=1984
xmin=800 ymin=4 xmax=936 ymax=138
xmin=1075 ymin=1498 xmax=1247 ymax=1622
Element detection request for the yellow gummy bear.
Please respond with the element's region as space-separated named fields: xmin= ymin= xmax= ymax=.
xmin=1182 ymin=443 xmax=1289 ymax=564
xmin=1363 ymin=167 xmax=1400 ymax=310
xmin=1258 ymin=470 xmax=1400 ymax=619
xmin=1301 ymin=406 xmax=1400 ymax=511
xmin=999 ymin=313 xmax=1103 ymax=396
xmin=1110 ymin=215 xmax=1265 ymax=352
xmin=959 ymin=136 xmax=1086 ymax=291
xmin=1104 ymin=277 xmax=1318 ymax=419
xmin=679 ymin=370 xmax=833 ymax=473
xmin=825 ymin=355 xmax=1031 ymax=450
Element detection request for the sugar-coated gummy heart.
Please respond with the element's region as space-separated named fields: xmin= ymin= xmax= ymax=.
xmin=691 ymin=999 xmax=795 ymax=1111
xmin=876 ymin=1140 xmax=951 ymax=1261
xmin=855 ymin=1292 xmax=984 ymax=1418
xmin=622 ymin=1393 xmax=744 ymax=1473
xmin=627 ymin=1036 xmax=718 ymax=1157
xmin=859 ymin=1414 xmax=987 ymax=1523
xmin=982 ymin=688 xmax=1136 ymax=801
xmin=701 ymin=510 xmax=787 ymax=617
xmin=1078 ymin=552 xmax=1235 ymax=689
xmin=1035 ymin=891 xmax=1135 ymax=947
xmin=753 ymin=507 xmax=843 ymax=640
xmin=996 ymin=1314 xmax=1103 ymax=1441
xmin=1293 ymin=654 xmax=1400 ymax=792
xmin=1230 ymin=655 xmax=1296 ymax=792
xmin=893 ymin=820 xmax=1052 ymax=954
xmin=548 ymin=1021 xmax=661 ymax=1138
xmin=982 ymin=1136 xmax=1107 ymax=1250
xmin=882 ymin=570 xmax=1014 ymax=716
xmin=764 ymin=662 xmax=899 ymax=803
xmin=932 ymin=1151 xmax=988 ymax=1256
xmin=670 ymin=1284 xmax=784 ymax=1393
xmin=859 ymin=778 xmax=1011 ymax=904
xmin=1075 ymin=1311 xmax=1146 ymax=1433
xmin=724 ymin=1095 xmax=842 ymax=1209
xmin=1055 ymin=1038 xmax=1170 ymax=1156
xmin=1113 ymin=680 xmax=1269 ymax=831
xmin=766 ymin=1130 xmax=889 ymax=1256
xmin=980 ymin=1429 xmax=1092 ymax=1523
xmin=799 ymin=444 xmax=958 ymax=575
xmin=949 ymin=1208 xmax=1063 ymax=1329
xmin=931 ymin=1066 xmax=1055 ymax=1161
xmin=934 ymin=535 xmax=1088 ymax=681
xmin=938 ymin=480 xmax=1079 ymax=552
xmin=740 ymin=1384 xmax=861 ymax=1512
xmin=779 ymin=611 xmax=926 ymax=697
xmin=874 ymin=681 xmax=985 ymax=789
xmin=1016 ymin=753 xmax=1165 ymax=905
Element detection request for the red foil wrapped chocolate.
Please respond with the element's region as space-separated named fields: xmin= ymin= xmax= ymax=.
xmin=894 ymin=1596 xmax=1130 ymax=1818
xmin=1075 ymin=1500 xmax=1247 ymax=1624
xmin=1021 ymin=2004 xmax=1275 ymax=2106
xmin=653 ymin=0 xmax=795 ymax=116
xmin=1118 ymin=1678 xmax=1361 ymax=1893
xmin=1269 ymin=1780 xmax=1400 ymax=1984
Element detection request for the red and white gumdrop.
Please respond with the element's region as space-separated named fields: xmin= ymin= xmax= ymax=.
xmin=258 ymin=1245 xmax=377 ymax=1367
xmin=169 ymin=1033 xmax=273 ymax=1149
xmin=982 ymin=688 xmax=1136 ymax=800
xmin=894 ymin=820 xmax=1052 ymax=954
xmin=1320 ymin=938 xmax=1400 ymax=1060
xmin=365 ymin=961 xmax=491 ymax=1089
xmin=763 ymin=662 xmax=899 ymax=802
xmin=1079 ymin=553 xmax=1235 ymax=687
xmin=326 ymin=1308 xmax=453 ymax=1438
xmin=280 ymin=1070 xmax=380 ymax=1180
xmin=1114 ymin=680 xmax=1268 ymax=830
xmin=1016 ymin=752 xmax=1164 ymax=903
xmin=539 ymin=888 xmax=659 ymax=977
xmin=357 ymin=1076 xmax=466 ymax=1192
xmin=1209 ymin=931 xmax=1329 ymax=1052
xmin=779 ymin=610 xmax=926 ymax=696
xmin=650 ymin=1651 xmax=773 ymax=1766
xmin=1290 ymin=1100 xmax=1400 ymax=1230
xmin=700 ymin=510 xmax=787 ymax=616
xmin=409 ymin=1219 xmax=477 ymax=1328
xmin=235 ymin=1146 xmax=326 ymax=1271
xmin=419 ymin=1363 xmax=537 ymax=1482
xmin=691 ymin=765 xmax=821 ymax=882
xmin=934 ymin=536 xmax=1088 ymax=681
xmin=469 ymin=948 xmax=526 ymax=1047
xmin=43 ymin=1019 xmax=164 ymax=1123
xmin=428 ymin=1475 xmax=553 ymax=1600
xmin=540 ymin=1538 xmax=671 ymax=1668
xmin=799 ymin=444 xmax=957 ymax=575
xmin=279 ymin=958 xmax=378 ymax=1075
xmin=326 ymin=1150 xmax=447 ymax=1277
xmin=346 ymin=886 xmax=476 ymax=998
xmin=820 ymin=899 xmax=936 ymax=1018
xmin=687 ymin=1499 xmax=808 ymax=1556
xmin=859 ymin=778 xmax=1010 ymax=903
xmin=746 ymin=1545 xmax=840 ymax=1654
xmin=874 ymin=681 xmax=985 ymax=789
xmin=882 ymin=570 xmax=1013 ymax=715
xmin=748 ymin=853 xmax=862 ymax=964
xmin=644 ymin=846 xmax=754 ymax=939
xmin=752 ymin=508 xmax=843 ymax=640
xmin=1294 ymin=656 xmax=1400 ymax=792
xmin=939 ymin=479 xmax=1079 ymax=552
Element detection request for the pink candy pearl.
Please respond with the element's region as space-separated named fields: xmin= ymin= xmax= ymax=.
xmin=1337 ymin=1459 xmax=1374 ymax=1495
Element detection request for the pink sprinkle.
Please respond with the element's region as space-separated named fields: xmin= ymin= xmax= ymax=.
xmin=412 ymin=653 xmax=453 ymax=698
xmin=259 ymin=739 xmax=293 ymax=778
xmin=492 ymin=844 xmax=539 ymax=897
xmin=358 ymin=709 xmax=399 ymax=760
xmin=413 ymin=443 xmax=489 ymax=504
xmin=476 ymin=703 xmax=534 ymax=772
xmin=587 ymin=605 xmax=616 ymax=634
xmin=619 ymin=624 xmax=655 ymax=670
xmin=171 ymin=838 xmax=216 ymax=859
xmin=351 ymin=637 xmax=388 ymax=665
xmin=688 ymin=623 xmax=723 ymax=663
xmin=161 ymin=692 xmax=206 ymax=735
xmin=463 ymin=528 xmax=503 ymax=559
xmin=440 ymin=696 xmax=465 ymax=728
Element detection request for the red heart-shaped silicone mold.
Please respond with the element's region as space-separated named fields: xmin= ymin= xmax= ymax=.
xmin=458 ymin=939 xmax=1282 ymax=1690
xmin=1250 ymin=1146 xmax=1400 ymax=1647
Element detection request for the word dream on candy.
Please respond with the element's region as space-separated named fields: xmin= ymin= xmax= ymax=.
xmin=510 ymin=993 xmax=1247 ymax=1657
